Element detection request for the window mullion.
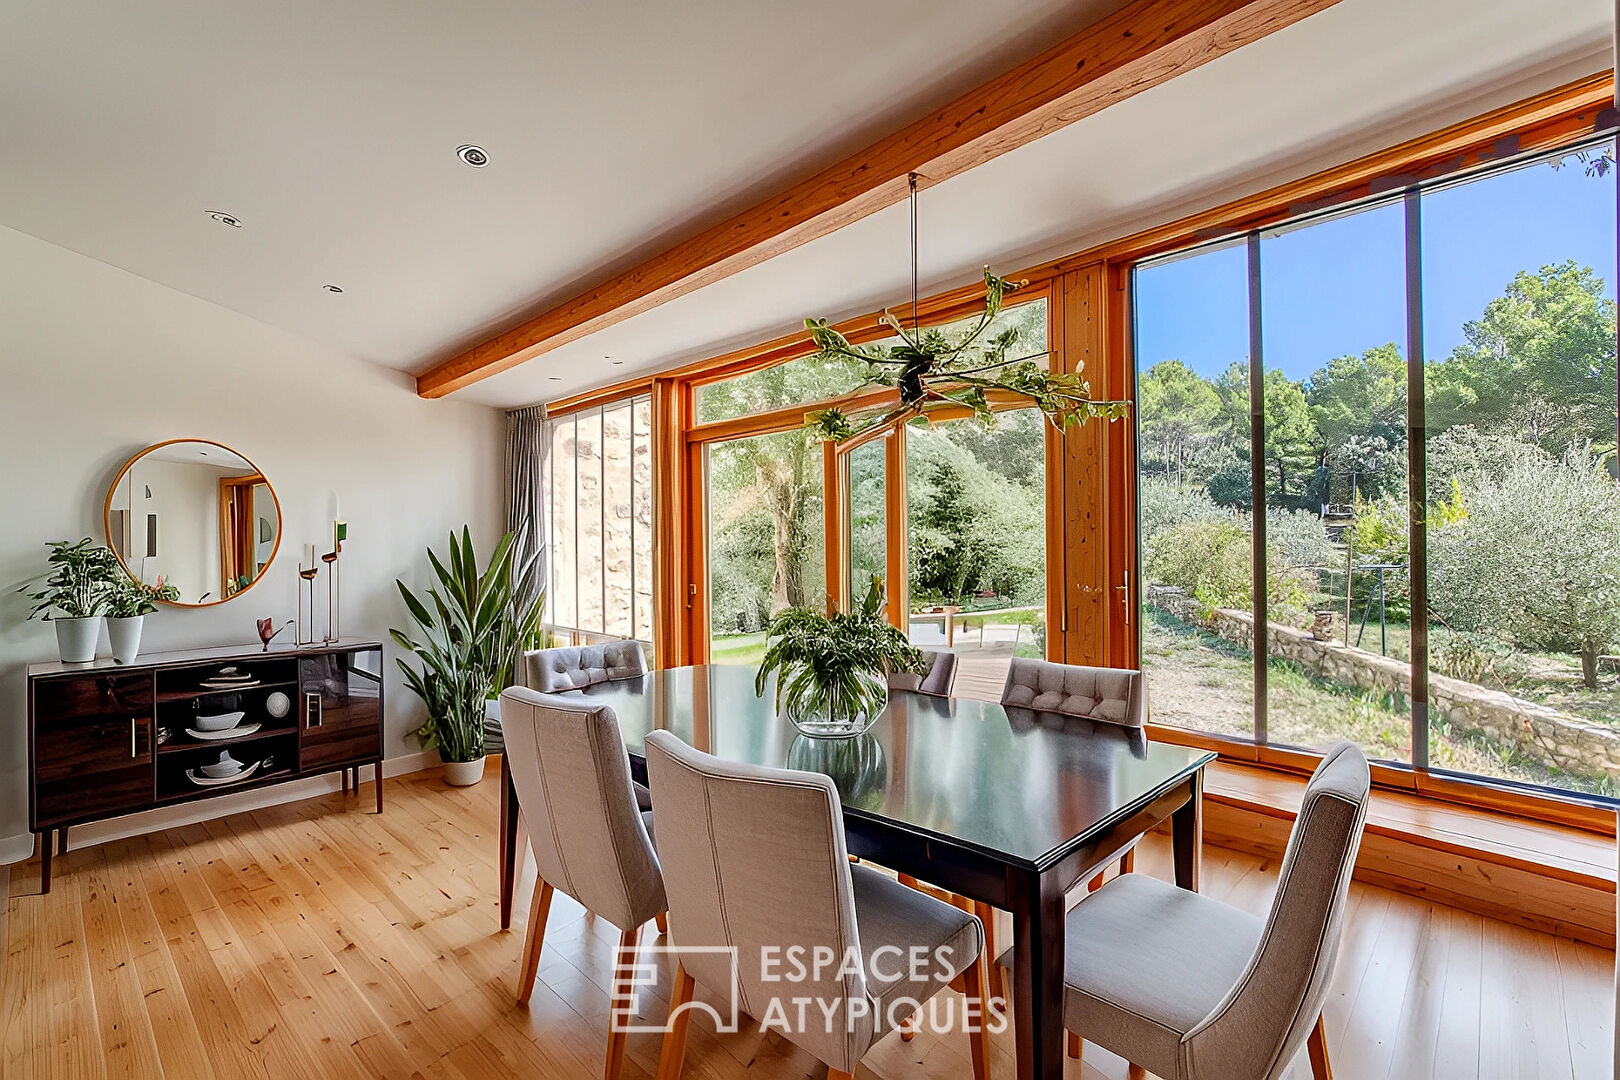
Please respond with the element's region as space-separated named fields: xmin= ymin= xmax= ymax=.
xmin=1404 ymin=189 xmax=1430 ymax=771
xmin=1246 ymin=231 xmax=1267 ymax=746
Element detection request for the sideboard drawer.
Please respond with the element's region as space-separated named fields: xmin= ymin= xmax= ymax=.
xmin=299 ymin=648 xmax=383 ymax=769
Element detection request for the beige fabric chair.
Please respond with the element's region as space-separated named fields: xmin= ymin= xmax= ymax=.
xmin=519 ymin=642 xmax=654 ymax=811
xmin=524 ymin=640 xmax=648 ymax=692
xmin=643 ymin=730 xmax=992 ymax=1080
xmin=1000 ymin=657 xmax=1146 ymax=726
xmin=499 ymin=686 xmax=667 ymax=1080
xmin=1001 ymin=658 xmax=1148 ymax=888
xmin=1060 ymin=741 xmax=1370 ymax=1080
xmin=887 ymin=650 xmax=958 ymax=697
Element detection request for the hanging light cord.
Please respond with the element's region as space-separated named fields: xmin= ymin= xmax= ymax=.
xmin=909 ymin=172 xmax=920 ymax=336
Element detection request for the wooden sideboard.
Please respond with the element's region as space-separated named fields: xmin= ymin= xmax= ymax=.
xmin=26 ymin=639 xmax=384 ymax=892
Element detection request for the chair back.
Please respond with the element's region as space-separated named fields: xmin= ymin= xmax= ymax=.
xmin=999 ymin=658 xmax=1146 ymax=726
xmin=888 ymin=650 xmax=958 ymax=697
xmin=644 ymin=730 xmax=873 ymax=1072
xmin=524 ymin=640 xmax=646 ymax=692
xmin=1183 ymin=742 xmax=1370 ymax=1080
xmin=498 ymin=686 xmax=664 ymax=931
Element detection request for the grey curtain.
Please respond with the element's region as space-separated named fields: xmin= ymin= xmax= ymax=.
xmin=506 ymin=404 xmax=548 ymax=574
xmin=494 ymin=404 xmax=548 ymax=751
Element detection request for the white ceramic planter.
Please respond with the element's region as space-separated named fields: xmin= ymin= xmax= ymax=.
xmin=441 ymin=754 xmax=487 ymax=787
xmin=54 ymin=616 xmax=103 ymax=663
xmin=107 ymin=615 xmax=145 ymax=665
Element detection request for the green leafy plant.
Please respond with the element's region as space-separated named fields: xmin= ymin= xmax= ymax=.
xmin=391 ymin=527 xmax=546 ymax=763
xmin=105 ymin=574 xmax=170 ymax=618
xmin=755 ymin=578 xmax=927 ymax=723
xmin=23 ymin=539 xmax=123 ymax=620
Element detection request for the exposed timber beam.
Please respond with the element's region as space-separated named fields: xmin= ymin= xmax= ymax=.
xmin=416 ymin=0 xmax=1343 ymax=398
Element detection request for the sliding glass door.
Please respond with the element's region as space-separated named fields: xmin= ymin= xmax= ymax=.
xmin=1133 ymin=139 xmax=1619 ymax=800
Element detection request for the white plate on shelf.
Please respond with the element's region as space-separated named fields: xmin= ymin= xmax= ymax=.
xmin=184 ymin=722 xmax=262 ymax=742
xmin=193 ymin=710 xmax=245 ymax=732
xmin=199 ymin=679 xmax=261 ymax=690
xmin=184 ymin=760 xmax=264 ymax=787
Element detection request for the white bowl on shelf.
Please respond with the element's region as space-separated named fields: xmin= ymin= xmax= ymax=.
xmin=193 ymin=711 xmax=245 ymax=732
xmin=199 ymin=752 xmax=244 ymax=778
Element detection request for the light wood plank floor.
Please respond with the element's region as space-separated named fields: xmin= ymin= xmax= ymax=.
xmin=2 ymin=767 xmax=1613 ymax=1079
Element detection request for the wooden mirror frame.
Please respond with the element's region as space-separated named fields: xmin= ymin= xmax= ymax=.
xmin=103 ymin=438 xmax=284 ymax=608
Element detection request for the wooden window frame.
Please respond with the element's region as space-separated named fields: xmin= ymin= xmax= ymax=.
xmin=559 ymin=71 xmax=1617 ymax=833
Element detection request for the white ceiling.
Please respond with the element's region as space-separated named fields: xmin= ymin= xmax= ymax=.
xmin=1 ymin=0 xmax=1612 ymax=409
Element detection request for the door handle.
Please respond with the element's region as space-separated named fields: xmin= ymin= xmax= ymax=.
xmin=305 ymin=692 xmax=323 ymax=728
xmin=130 ymin=718 xmax=138 ymax=759
xmin=1116 ymin=571 xmax=1131 ymax=626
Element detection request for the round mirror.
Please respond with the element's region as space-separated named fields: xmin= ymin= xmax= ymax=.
xmin=105 ymin=439 xmax=282 ymax=606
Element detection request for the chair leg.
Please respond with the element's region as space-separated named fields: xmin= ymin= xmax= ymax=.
xmin=960 ymin=955 xmax=991 ymax=1080
xmin=1120 ymin=848 xmax=1135 ymax=875
xmin=1067 ymin=1031 xmax=1082 ymax=1060
xmin=655 ymin=911 xmax=668 ymax=935
xmin=655 ymin=964 xmax=696 ymax=1080
xmin=517 ymin=877 xmax=554 ymax=1004
xmin=604 ymin=924 xmax=639 ymax=1080
xmin=1307 ymin=1015 xmax=1333 ymax=1080
xmin=973 ymin=901 xmax=1004 ymax=1008
xmin=829 ymin=1072 xmax=855 ymax=1080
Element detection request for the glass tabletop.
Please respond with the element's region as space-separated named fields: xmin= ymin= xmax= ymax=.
xmin=548 ymin=664 xmax=1214 ymax=871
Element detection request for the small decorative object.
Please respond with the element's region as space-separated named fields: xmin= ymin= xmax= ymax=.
xmin=1311 ymin=610 xmax=1337 ymax=642
xmin=800 ymin=176 xmax=1128 ymax=449
xmin=186 ymin=721 xmax=261 ymax=741
xmin=755 ymin=578 xmax=929 ymax=739
xmin=200 ymin=751 xmax=245 ymax=778
xmin=256 ymin=617 xmax=289 ymax=651
xmin=22 ymin=538 xmax=125 ymax=663
xmin=392 ymin=525 xmax=546 ymax=786
xmin=297 ymin=545 xmax=320 ymax=645
xmin=193 ymin=710 xmax=245 ymax=732
xmin=199 ymin=666 xmax=259 ymax=690
xmin=322 ymin=547 xmax=339 ymax=643
xmin=156 ymin=725 xmax=172 ymax=745
xmin=185 ymin=757 xmax=265 ymax=787
xmin=264 ymin=691 xmax=291 ymax=719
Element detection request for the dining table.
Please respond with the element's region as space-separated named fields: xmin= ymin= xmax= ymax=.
xmin=490 ymin=663 xmax=1214 ymax=1080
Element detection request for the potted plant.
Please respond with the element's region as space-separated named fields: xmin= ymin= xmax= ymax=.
xmin=755 ymin=578 xmax=930 ymax=738
xmin=391 ymin=527 xmax=545 ymax=786
xmin=104 ymin=574 xmax=178 ymax=665
xmin=23 ymin=539 xmax=124 ymax=663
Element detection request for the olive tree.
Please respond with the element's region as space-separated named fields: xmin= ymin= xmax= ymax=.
xmin=1428 ymin=447 xmax=1620 ymax=687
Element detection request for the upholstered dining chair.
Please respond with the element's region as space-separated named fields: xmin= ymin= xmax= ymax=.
xmin=524 ymin=639 xmax=648 ymax=692
xmin=643 ymin=731 xmax=993 ymax=1080
xmin=888 ymin=649 xmax=959 ymax=697
xmin=1001 ymin=657 xmax=1149 ymax=888
xmin=499 ymin=686 xmax=667 ymax=1080
xmin=1055 ymin=741 xmax=1370 ymax=1080
xmin=520 ymin=640 xmax=654 ymax=811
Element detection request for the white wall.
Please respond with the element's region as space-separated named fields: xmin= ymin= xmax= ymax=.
xmin=0 ymin=224 xmax=505 ymax=857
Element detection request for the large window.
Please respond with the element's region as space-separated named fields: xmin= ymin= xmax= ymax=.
xmin=545 ymin=396 xmax=655 ymax=646
xmin=1135 ymin=140 xmax=1619 ymax=799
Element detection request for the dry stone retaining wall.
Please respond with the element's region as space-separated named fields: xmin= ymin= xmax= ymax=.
xmin=1145 ymin=584 xmax=1620 ymax=783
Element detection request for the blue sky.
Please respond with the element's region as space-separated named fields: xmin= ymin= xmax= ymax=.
xmin=1134 ymin=148 xmax=1618 ymax=383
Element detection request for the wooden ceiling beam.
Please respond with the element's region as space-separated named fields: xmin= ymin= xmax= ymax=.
xmin=416 ymin=0 xmax=1343 ymax=398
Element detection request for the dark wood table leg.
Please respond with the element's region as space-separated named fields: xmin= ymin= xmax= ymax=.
xmin=1009 ymin=867 xmax=1066 ymax=1080
xmin=374 ymin=760 xmax=384 ymax=813
xmin=500 ymin=753 xmax=520 ymax=930
xmin=57 ymin=828 xmax=68 ymax=855
xmin=1171 ymin=767 xmax=1205 ymax=892
xmin=39 ymin=832 xmax=51 ymax=895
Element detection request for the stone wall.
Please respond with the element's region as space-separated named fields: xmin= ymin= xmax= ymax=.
xmin=1146 ymin=584 xmax=1620 ymax=783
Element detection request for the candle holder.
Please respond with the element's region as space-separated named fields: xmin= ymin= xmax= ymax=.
xmin=298 ymin=564 xmax=319 ymax=645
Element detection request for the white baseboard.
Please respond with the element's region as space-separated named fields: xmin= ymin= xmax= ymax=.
xmin=0 ymin=751 xmax=441 ymax=861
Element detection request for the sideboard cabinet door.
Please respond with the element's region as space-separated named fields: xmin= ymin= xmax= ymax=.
xmin=298 ymin=648 xmax=383 ymax=770
xmin=32 ymin=673 xmax=154 ymax=826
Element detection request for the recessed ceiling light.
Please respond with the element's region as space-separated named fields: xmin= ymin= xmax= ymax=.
xmin=456 ymin=144 xmax=489 ymax=168
xmin=547 ymin=376 xmax=561 ymax=381
xmin=206 ymin=210 xmax=243 ymax=228
xmin=322 ymin=284 xmax=344 ymax=293
xmin=606 ymin=355 xmax=623 ymax=365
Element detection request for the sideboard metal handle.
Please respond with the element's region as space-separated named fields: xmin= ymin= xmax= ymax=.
xmin=130 ymin=718 xmax=138 ymax=759
xmin=305 ymin=692 xmax=323 ymax=727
